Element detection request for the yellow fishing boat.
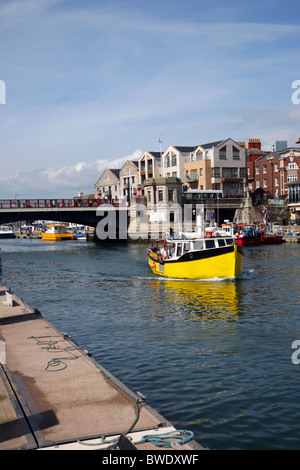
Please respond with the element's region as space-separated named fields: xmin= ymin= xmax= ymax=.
xmin=41 ymin=224 xmax=74 ymax=241
xmin=148 ymin=236 xmax=243 ymax=280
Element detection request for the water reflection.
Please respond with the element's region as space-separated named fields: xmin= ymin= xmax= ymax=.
xmin=149 ymin=278 xmax=245 ymax=323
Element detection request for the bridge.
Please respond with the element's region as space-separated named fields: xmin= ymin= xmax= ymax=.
xmin=0 ymin=198 xmax=132 ymax=242
xmin=0 ymin=196 xmax=245 ymax=240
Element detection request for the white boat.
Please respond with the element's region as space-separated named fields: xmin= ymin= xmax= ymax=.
xmin=75 ymin=233 xmax=87 ymax=241
xmin=0 ymin=226 xmax=15 ymax=239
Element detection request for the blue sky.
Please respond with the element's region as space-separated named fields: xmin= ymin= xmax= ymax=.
xmin=1 ymin=0 xmax=300 ymax=198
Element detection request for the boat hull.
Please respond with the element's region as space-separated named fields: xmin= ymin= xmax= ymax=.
xmin=236 ymin=237 xmax=262 ymax=246
xmin=148 ymin=244 xmax=243 ymax=280
xmin=41 ymin=233 xmax=74 ymax=241
xmin=261 ymin=235 xmax=283 ymax=244
xmin=0 ymin=233 xmax=15 ymax=239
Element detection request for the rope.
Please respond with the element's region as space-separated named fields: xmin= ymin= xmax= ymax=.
xmin=28 ymin=336 xmax=195 ymax=450
xmin=78 ymin=396 xmax=143 ymax=448
xmin=28 ymin=335 xmax=80 ymax=371
xmin=134 ymin=429 xmax=194 ymax=448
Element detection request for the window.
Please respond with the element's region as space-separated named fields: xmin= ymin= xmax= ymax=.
xmin=287 ymin=161 xmax=298 ymax=170
xmin=190 ymin=169 xmax=198 ymax=180
xmin=255 ymin=167 xmax=259 ymax=175
xmin=219 ymin=146 xmax=226 ymax=159
xmin=193 ymin=241 xmax=204 ymax=250
xmin=263 ymin=179 xmax=267 ymax=188
xmin=233 ymin=146 xmax=240 ymax=159
xmin=205 ymin=239 xmax=216 ymax=249
xmin=263 ymin=165 xmax=267 ymax=173
xmin=171 ymin=155 xmax=177 ymax=166
xmin=222 ymin=167 xmax=238 ymax=178
xmin=275 ymin=177 xmax=279 ymax=186
xmin=168 ymin=189 xmax=173 ymax=201
xmin=212 ymin=167 xmax=220 ymax=177
xmin=148 ymin=191 xmax=151 ymax=202
xmin=158 ymin=189 xmax=163 ymax=201
xmin=287 ymin=174 xmax=298 ymax=182
xmin=256 ymin=180 xmax=260 ymax=188
xmin=274 ymin=163 xmax=278 ymax=171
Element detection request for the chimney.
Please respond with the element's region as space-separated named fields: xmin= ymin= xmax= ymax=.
xmin=248 ymin=139 xmax=261 ymax=150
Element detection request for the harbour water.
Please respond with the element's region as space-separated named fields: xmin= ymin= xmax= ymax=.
xmin=0 ymin=238 xmax=300 ymax=450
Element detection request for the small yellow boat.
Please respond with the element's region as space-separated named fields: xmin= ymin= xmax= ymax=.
xmin=41 ymin=224 xmax=74 ymax=241
xmin=148 ymin=237 xmax=243 ymax=280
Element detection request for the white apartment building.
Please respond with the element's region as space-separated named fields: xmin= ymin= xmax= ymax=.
xmin=138 ymin=151 xmax=161 ymax=186
xmin=161 ymin=145 xmax=197 ymax=180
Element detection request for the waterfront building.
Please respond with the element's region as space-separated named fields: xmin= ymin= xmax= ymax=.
xmin=184 ymin=145 xmax=213 ymax=190
xmin=287 ymin=180 xmax=300 ymax=222
xmin=184 ymin=138 xmax=247 ymax=197
xmin=94 ymin=168 xmax=121 ymax=204
xmin=248 ymin=147 xmax=300 ymax=204
xmin=161 ymin=145 xmax=197 ymax=181
xmin=138 ymin=151 xmax=161 ymax=188
xmin=119 ymin=160 xmax=140 ymax=203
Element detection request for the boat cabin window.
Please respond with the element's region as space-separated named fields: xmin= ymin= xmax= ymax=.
xmin=205 ymin=239 xmax=216 ymax=249
xmin=217 ymin=238 xmax=226 ymax=247
xmin=183 ymin=242 xmax=191 ymax=253
xmin=226 ymin=238 xmax=234 ymax=245
xmin=193 ymin=240 xmax=204 ymax=251
xmin=171 ymin=242 xmax=191 ymax=257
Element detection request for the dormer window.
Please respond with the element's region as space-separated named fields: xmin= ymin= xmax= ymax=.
xmin=219 ymin=146 xmax=226 ymax=159
xmin=233 ymin=146 xmax=240 ymax=159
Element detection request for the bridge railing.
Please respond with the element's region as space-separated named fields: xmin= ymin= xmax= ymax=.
xmin=0 ymin=198 xmax=130 ymax=209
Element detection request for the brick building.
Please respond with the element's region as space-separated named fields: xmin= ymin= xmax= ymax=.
xmin=247 ymin=141 xmax=300 ymax=204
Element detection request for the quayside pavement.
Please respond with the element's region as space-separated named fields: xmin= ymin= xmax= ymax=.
xmin=0 ymin=283 xmax=203 ymax=451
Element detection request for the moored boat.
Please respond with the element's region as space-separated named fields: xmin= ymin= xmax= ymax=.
xmin=261 ymin=233 xmax=283 ymax=244
xmin=41 ymin=224 xmax=74 ymax=241
xmin=0 ymin=225 xmax=15 ymax=239
xmin=74 ymin=233 xmax=87 ymax=241
xmin=235 ymin=225 xmax=262 ymax=246
xmin=148 ymin=236 xmax=243 ymax=280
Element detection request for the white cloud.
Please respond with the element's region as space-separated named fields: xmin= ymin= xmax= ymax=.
xmin=0 ymin=149 xmax=143 ymax=199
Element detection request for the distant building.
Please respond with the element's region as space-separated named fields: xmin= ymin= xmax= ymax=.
xmin=272 ymin=141 xmax=288 ymax=152
xmin=248 ymin=147 xmax=300 ymax=204
xmin=119 ymin=160 xmax=140 ymax=202
xmin=94 ymin=168 xmax=120 ymax=203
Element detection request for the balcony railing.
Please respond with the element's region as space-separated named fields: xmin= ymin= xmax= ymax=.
xmin=0 ymin=198 xmax=131 ymax=209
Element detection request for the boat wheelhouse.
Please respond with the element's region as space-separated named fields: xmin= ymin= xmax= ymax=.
xmin=41 ymin=224 xmax=74 ymax=241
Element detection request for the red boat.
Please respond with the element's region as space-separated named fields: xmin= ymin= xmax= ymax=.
xmin=261 ymin=234 xmax=283 ymax=244
xmin=235 ymin=225 xmax=262 ymax=246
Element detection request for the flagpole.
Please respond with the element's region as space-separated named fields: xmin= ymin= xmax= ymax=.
xmin=159 ymin=135 xmax=163 ymax=177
